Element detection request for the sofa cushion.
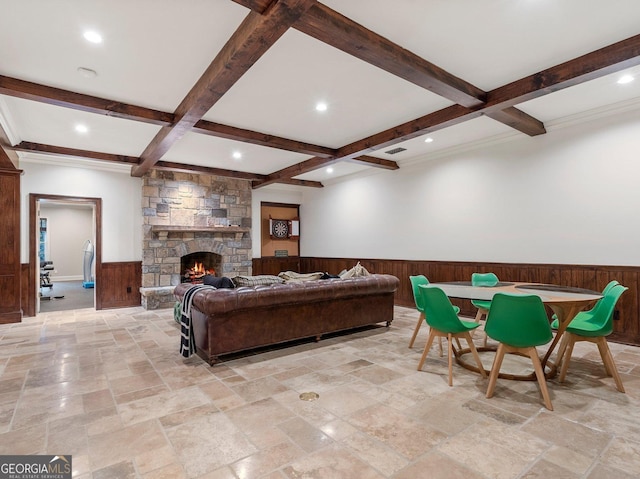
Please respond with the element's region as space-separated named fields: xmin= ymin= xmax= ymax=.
xmin=232 ymin=275 xmax=284 ymax=287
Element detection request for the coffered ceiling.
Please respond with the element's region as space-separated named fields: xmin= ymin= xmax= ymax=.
xmin=1 ymin=0 xmax=640 ymax=187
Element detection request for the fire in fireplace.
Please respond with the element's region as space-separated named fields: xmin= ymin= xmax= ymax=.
xmin=180 ymin=252 xmax=222 ymax=283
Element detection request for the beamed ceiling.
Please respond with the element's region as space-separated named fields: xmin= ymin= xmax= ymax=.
xmin=1 ymin=0 xmax=640 ymax=188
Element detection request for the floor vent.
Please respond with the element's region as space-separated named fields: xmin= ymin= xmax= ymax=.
xmin=385 ymin=147 xmax=406 ymax=155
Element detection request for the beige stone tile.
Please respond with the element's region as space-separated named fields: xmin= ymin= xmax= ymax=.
xmin=109 ymin=370 xmax=165 ymax=396
xmin=92 ymin=460 xmax=137 ymax=479
xmin=135 ymin=444 xmax=178 ymax=474
xmin=587 ymin=463 xmax=639 ymax=479
xmin=521 ymin=411 xmax=612 ymax=457
xmin=231 ymin=375 xmax=290 ymax=403
xmin=348 ymin=404 xmax=447 ymax=460
xmin=393 ymin=451 xmax=485 ymax=479
xmin=319 ymin=419 xmax=358 ymax=441
xmin=599 ymin=436 xmax=640 ymax=477
xmin=282 ymin=443 xmax=384 ymax=479
xmin=542 ymin=445 xmax=594 ymax=475
xmin=340 ymin=431 xmax=408 ymax=476
xmin=0 ymin=424 xmax=47 ymax=455
xmin=165 ymin=412 xmax=257 ymax=478
xmin=277 ymin=417 xmax=332 ymax=453
xmin=88 ymin=419 xmax=170 ymax=470
xmin=225 ymin=397 xmax=295 ymax=433
xmin=142 ymin=462 xmax=187 ymax=479
xmin=118 ymin=386 xmax=211 ymax=425
xmin=312 ymin=385 xmax=378 ymax=418
xmin=231 ymin=441 xmax=304 ymax=478
xmin=519 ymin=459 xmax=581 ymax=478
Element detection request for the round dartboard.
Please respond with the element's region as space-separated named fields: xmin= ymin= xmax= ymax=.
xmin=272 ymin=219 xmax=289 ymax=239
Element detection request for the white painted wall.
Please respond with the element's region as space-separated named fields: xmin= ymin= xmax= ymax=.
xmin=39 ymin=203 xmax=93 ymax=280
xmin=20 ymin=157 xmax=143 ymax=263
xmin=297 ymin=105 xmax=640 ymax=266
xmin=18 ymin=103 xmax=640 ymax=268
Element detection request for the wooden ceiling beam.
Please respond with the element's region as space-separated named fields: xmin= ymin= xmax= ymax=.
xmin=484 ymin=107 xmax=546 ymax=136
xmin=345 ymin=155 xmax=399 ymax=170
xmin=155 ymin=160 xmax=268 ymax=181
xmin=131 ymin=0 xmax=318 ymax=177
xmin=484 ymin=33 xmax=640 ymax=110
xmin=256 ymin=33 xmax=640 ymax=186
xmin=0 ymin=75 xmax=174 ymax=127
xmin=193 ymin=120 xmax=336 ymax=158
xmin=294 ymin=3 xmax=485 ymax=108
xmin=293 ymin=3 xmax=550 ymax=136
xmin=11 ymin=142 xmax=140 ymax=164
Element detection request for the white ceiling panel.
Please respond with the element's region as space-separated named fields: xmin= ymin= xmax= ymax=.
xmin=162 ymin=131 xmax=312 ymax=175
xmin=2 ymin=95 xmax=160 ymax=155
xmin=203 ymin=28 xmax=453 ymax=148
xmin=0 ymin=0 xmax=248 ymax=111
xmin=322 ymin=0 xmax=640 ymax=91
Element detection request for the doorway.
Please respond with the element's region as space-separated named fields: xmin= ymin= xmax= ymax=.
xmin=28 ymin=194 xmax=102 ymax=315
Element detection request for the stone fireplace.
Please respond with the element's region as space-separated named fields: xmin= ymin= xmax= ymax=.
xmin=140 ymin=170 xmax=252 ymax=309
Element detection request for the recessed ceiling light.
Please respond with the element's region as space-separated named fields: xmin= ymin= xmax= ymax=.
xmin=315 ymin=102 xmax=328 ymax=112
xmin=232 ymin=151 xmax=242 ymax=160
xmin=83 ymin=30 xmax=103 ymax=44
xmin=75 ymin=124 xmax=89 ymax=134
xmin=617 ymin=74 xmax=634 ymax=84
xmin=424 ymin=137 xmax=434 ymax=143
xmin=326 ymin=167 xmax=334 ymax=174
xmin=77 ymin=67 xmax=97 ymax=78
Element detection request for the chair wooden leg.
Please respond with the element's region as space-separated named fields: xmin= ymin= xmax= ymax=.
xmin=471 ymin=309 xmax=484 ymax=339
xmin=558 ymin=334 xmax=576 ymax=383
xmin=454 ymin=337 xmax=463 ymax=350
xmin=447 ymin=333 xmax=454 ymax=386
xmin=486 ymin=343 xmax=506 ymax=399
xmin=555 ymin=333 xmax=569 ymax=370
xmin=595 ymin=337 xmax=613 ymax=376
xmin=527 ymin=347 xmax=553 ymax=411
xmin=463 ymin=332 xmax=487 ymax=378
xmin=417 ymin=329 xmax=436 ymax=371
xmin=408 ymin=312 xmax=424 ymax=348
xmin=596 ymin=337 xmax=625 ymax=393
xmin=438 ymin=336 xmax=443 ymax=357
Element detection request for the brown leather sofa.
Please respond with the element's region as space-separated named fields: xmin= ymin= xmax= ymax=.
xmin=174 ymin=274 xmax=399 ymax=365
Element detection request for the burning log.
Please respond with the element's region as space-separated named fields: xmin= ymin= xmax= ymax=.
xmin=183 ymin=262 xmax=215 ymax=283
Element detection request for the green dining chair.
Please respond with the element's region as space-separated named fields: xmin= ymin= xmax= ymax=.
xmin=417 ymin=285 xmax=487 ymax=386
xmin=471 ymin=272 xmax=499 ymax=346
xmin=551 ymin=280 xmax=619 ymax=327
xmin=484 ymin=293 xmax=554 ymax=410
xmin=409 ymin=275 xmax=460 ymax=351
xmin=555 ymin=283 xmax=628 ymax=393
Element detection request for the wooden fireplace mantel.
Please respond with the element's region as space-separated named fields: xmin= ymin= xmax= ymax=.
xmin=151 ymin=225 xmax=250 ymax=240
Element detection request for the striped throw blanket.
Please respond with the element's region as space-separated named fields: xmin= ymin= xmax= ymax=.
xmin=179 ymin=284 xmax=217 ymax=358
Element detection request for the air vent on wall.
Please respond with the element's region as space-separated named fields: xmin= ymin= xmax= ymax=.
xmin=385 ymin=147 xmax=406 ymax=155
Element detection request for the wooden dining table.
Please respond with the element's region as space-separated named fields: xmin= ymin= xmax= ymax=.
xmin=428 ymin=281 xmax=603 ymax=379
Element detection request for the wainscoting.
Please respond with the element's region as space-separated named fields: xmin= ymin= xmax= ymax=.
xmin=99 ymin=261 xmax=141 ymax=309
xmin=21 ymin=261 xmax=142 ymax=315
xmin=253 ymin=257 xmax=640 ymax=346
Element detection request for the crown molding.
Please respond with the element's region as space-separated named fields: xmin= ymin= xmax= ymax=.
xmin=18 ymin=151 xmax=134 ymax=174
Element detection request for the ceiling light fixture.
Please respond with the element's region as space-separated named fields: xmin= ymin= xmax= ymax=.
xmin=326 ymin=167 xmax=334 ymax=174
xmin=617 ymin=74 xmax=634 ymax=84
xmin=77 ymin=67 xmax=97 ymax=78
xmin=83 ymin=30 xmax=103 ymax=44
xmin=315 ymin=102 xmax=328 ymax=112
xmin=424 ymin=137 xmax=434 ymax=143
xmin=74 ymin=124 xmax=89 ymax=134
xmin=232 ymin=151 xmax=242 ymax=160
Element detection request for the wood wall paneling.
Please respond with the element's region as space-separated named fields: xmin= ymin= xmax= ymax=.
xmin=98 ymin=261 xmax=142 ymax=309
xmin=297 ymin=257 xmax=640 ymax=346
xmin=0 ymin=169 xmax=22 ymax=323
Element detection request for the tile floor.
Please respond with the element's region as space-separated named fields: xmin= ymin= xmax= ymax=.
xmin=1 ymin=305 xmax=639 ymax=478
